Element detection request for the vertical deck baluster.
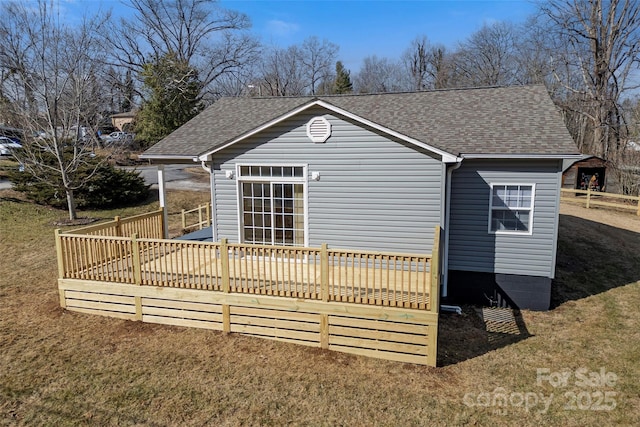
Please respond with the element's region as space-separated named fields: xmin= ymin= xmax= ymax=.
xmin=63 ymin=237 xmax=72 ymax=278
xmin=267 ymin=247 xmax=273 ymax=295
xmin=286 ymin=248 xmax=292 ymax=297
xmin=80 ymin=238 xmax=86 ymax=278
xmin=95 ymin=238 xmax=103 ymax=281
xmin=275 ymin=248 xmax=280 ymax=295
xmin=106 ymin=238 xmax=113 ymax=281
xmin=422 ymin=257 xmax=428 ymax=309
xmin=163 ymin=241 xmax=170 ymax=287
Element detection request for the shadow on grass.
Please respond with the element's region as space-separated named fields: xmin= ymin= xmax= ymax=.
xmin=437 ymin=212 xmax=640 ymax=366
xmin=552 ymin=212 xmax=640 ymax=307
xmin=437 ymin=306 xmax=531 ymax=367
xmin=0 ymin=194 xmax=27 ymax=204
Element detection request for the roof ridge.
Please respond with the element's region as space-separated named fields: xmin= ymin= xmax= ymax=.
xmin=223 ymin=84 xmax=546 ymax=101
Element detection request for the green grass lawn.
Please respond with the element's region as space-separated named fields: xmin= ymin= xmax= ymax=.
xmin=1 ymin=191 xmax=638 ymax=426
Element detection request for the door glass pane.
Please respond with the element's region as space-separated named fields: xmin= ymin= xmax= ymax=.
xmin=240 ymin=167 xmax=305 ymax=246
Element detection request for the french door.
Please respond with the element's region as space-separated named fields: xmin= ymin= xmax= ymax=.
xmin=239 ymin=166 xmax=305 ymax=246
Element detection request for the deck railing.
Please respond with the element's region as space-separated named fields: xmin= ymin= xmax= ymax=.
xmin=64 ymin=209 xmax=165 ymax=238
xmin=55 ymin=224 xmax=441 ymax=312
xmin=57 ymin=234 xmax=136 ymax=284
xmin=561 ymin=188 xmax=640 ymax=215
xmin=181 ymin=204 xmax=211 ymax=231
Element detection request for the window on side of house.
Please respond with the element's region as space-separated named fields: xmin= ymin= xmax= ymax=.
xmin=489 ymin=184 xmax=535 ymax=234
xmin=237 ymin=165 xmax=306 ymax=246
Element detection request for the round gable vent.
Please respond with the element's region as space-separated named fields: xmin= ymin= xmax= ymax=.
xmin=306 ymin=116 xmax=331 ymax=143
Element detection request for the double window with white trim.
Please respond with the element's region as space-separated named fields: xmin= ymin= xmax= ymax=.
xmin=489 ymin=184 xmax=535 ymax=234
xmin=237 ymin=165 xmax=307 ymax=246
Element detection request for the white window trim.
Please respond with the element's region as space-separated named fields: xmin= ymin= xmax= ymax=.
xmin=488 ymin=183 xmax=535 ymax=235
xmin=235 ymin=163 xmax=309 ymax=247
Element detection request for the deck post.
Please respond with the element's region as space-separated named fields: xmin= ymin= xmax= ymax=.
xmin=427 ymin=226 xmax=442 ymax=367
xmin=198 ymin=206 xmax=203 ymax=230
xmin=430 ymin=226 xmax=441 ymax=313
xmin=55 ymin=229 xmax=65 ymax=279
xmin=206 ymin=203 xmax=211 ymax=227
xmin=221 ymin=238 xmax=230 ymax=293
xmin=55 ymin=229 xmax=67 ymax=309
xmin=321 ymin=243 xmax=329 ymax=302
xmin=223 ymin=305 xmax=231 ymax=333
xmin=320 ymin=314 xmax=329 ymax=349
xmin=131 ymin=233 xmax=143 ymax=320
xmin=427 ymin=324 xmax=438 ymax=367
xmin=131 ymin=234 xmax=142 ymax=286
xmin=114 ymin=216 xmax=122 ymax=237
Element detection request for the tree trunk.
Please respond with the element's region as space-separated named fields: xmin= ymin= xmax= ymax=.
xmin=66 ymin=189 xmax=77 ymax=220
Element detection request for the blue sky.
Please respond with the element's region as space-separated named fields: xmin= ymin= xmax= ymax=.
xmin=63 ymin=0 xmax=538 ymax=72
xmin=223 ymin=1 xmax=537 ymax=70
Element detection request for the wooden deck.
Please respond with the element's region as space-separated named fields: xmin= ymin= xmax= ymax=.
xmin=55 ymin=211 xmax=441 ymax=366
xmin=58 ymin=278 xmax=439 ymax=365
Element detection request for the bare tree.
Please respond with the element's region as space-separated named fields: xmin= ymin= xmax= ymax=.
xmin=211 ymin=68 xmax=260 ymax=97
xmin=300 ymin=36 xmax=339 ymax=95
xmin=452 ymin=22 xmax=521 ymax=87
xmin=259 ymin=46 xmax=306 ymax=96
xmin=106 ymin=0 xmax=260 ymax=103
xmin=354 ymin=56 xmax=405 ymax=93
xmin=540 ymin=0 xmax=640 ymax=159
xmin=513 ymin=16 xmax=556 ymax=86
xmin=428 ymin=45 xmax=456 ymax=89
xmin=401 ymin=36 xmax=456 ymax=90
xmin=401 ymin=36 xmax=432 ymax=90
xmin=0 ymin=1 xmax=114 ymax=220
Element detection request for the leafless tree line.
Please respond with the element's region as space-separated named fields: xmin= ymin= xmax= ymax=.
xmin=0 ymin=0 xmax=639 ymax=215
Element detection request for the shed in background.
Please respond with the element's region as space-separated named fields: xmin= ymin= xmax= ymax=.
xmin=562 ymin=155 xmax=613 ymax=192
xmin=111 ymin=111 xmax=137 ymax=132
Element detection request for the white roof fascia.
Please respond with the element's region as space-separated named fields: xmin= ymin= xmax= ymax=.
xmin=139 ymin=154 xmax=196 ymax=161
xmin=461 ymin=153 xmax=582 ymax=160
xmin=198 ymin=99 xmax=461 ymax=164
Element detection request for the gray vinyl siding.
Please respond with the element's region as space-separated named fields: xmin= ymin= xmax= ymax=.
xmin=448 ymin=160 xmax=562 ymax=278
xmin=210 ymin=106 xmax=444 ymax=255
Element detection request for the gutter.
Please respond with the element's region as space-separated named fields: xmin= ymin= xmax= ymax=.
xmin=137 ymin=154 xmax=197 ymax=164
xmin=460 ymin=153 xmax=582 ymax=160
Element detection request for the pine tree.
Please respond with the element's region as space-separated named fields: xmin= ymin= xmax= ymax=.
xmin=135 ymin=52 xmax=203 ymax=146
xmin=333 ymin=61 xmax=353 ymax=94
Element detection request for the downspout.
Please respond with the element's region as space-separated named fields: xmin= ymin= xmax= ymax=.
xmin=442 ymin=161 xmax=462 ymax=298
xmin=200 ymin=160 xmax=211 ymax=174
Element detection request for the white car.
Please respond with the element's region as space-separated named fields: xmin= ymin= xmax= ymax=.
xmin=0 ymin=136 xmax=22 ymax=156
xmin=101 ymin=131 xmax=134 ymax=144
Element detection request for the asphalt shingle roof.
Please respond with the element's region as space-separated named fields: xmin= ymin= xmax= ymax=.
xmin=142 ymin=85 xmax=579 ymax=159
